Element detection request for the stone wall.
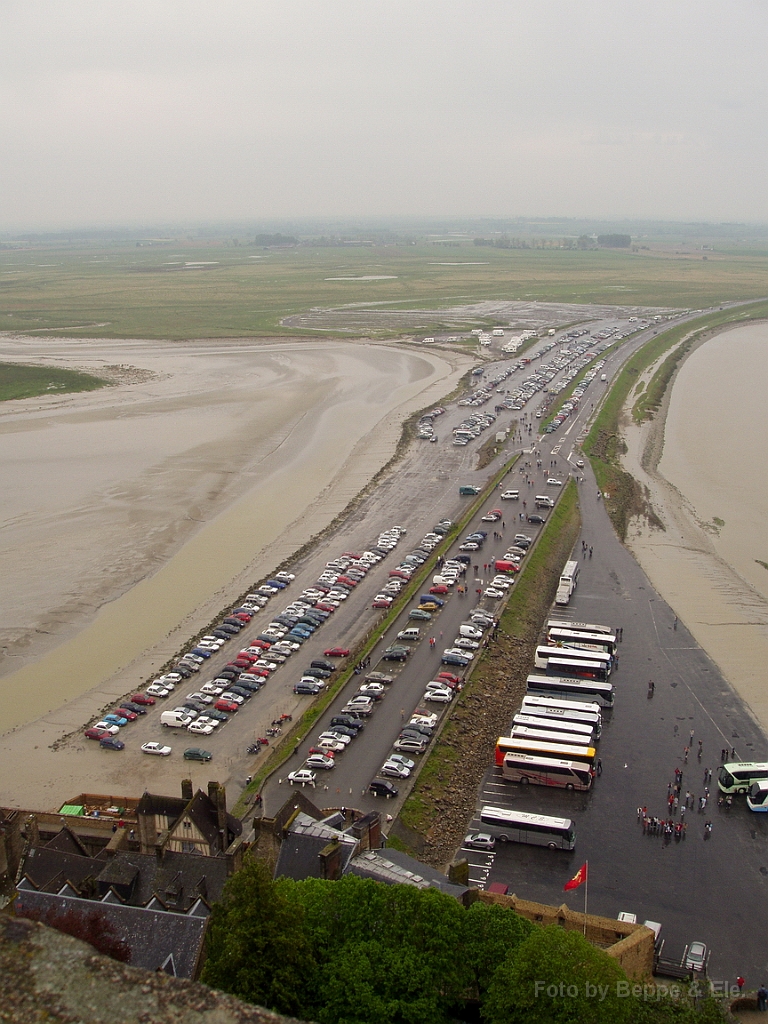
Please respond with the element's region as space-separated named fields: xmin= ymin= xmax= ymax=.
xmin=474 ymin=889 xmax=655 ymax=980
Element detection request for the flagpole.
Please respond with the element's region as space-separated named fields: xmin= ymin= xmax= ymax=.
xmin=583 ymin=859 xmax=588 ymax=936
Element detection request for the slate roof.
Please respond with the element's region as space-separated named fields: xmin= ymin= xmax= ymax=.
xmin=274 ymin=812 xmax=358 ymax=881
xmin=347 ymin=848 xmax=469 ymax=900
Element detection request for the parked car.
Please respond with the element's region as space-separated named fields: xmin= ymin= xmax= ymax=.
xmin=84 ymin=727 xmax=111 ymax=740
xmin=183 ymin=747 xmax=212 ymax=762
xmin=100 ymin=737 xmax=125 ymax=751
xmin=130 ymin=693 xmax=156 ymax=706
xmin=369 ymin=779 xmax=399 ymax=798
xmin=380 ymin=761 xmax=411 ymax=779
xmin=464 ymin=832 xmax=496 ymax=850
xmin=288 ymin=769 xmax=317 ymax=787
xmin=94 ymin=722 xmax=120 ymax=735
xmin=141 ymin=742 xmax=172 ymax=756
xmin=305 ymin=754 xmax=336 ymax=771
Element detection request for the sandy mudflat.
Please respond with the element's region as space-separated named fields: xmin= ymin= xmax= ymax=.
xmin=620 ymin=321 xmax=768 ymax=737
xmin=0 ymin=334 xmax=470 ymax=744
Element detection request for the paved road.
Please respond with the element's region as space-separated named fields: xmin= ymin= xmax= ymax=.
xmin=463 ymin=456 xmax=768 ymax=986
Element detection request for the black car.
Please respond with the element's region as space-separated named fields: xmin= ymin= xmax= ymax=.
xmin=527 ymin=514 xmax=547 ymax=524
xmin=329 ymin=724 xmax=358 ymax=739
xmin=400 ymin=728 xmax=432 ymax=744
xmin=218 ymin=668 xmax=240 ymax=680
xmin=311 ymin=659 xmax=336 ymax=673
xmin=369 ymin=779 xmax=399 ymax=798
xmin=173 ymin=664 xmax=193 ymax=679
xmin=218 ymin=623 xmax=241 ymax=635
xmin=181 ymin=699 xmax=207 ymax=713
xmin=228 ymin=686 xmax=253 ymax=700
xmin=304 ymin=666 xmax=331 ymax=679
xmin=330 ymin=715 xmax=364 ymax=731
xmin=183 ymin=747 xmax=212 ymax=762
xmin=235 ymin=680 xmax=262 ymax=693
xmin=453 ymin=554 xmax=471 ymax=564
xmin=294 ymin=682 xmax=321 ymax=695
xmin=212 ymin=629 xmax=233 ymax=640
xmin=204 ymin=709 xmax=229 ymax=722
xmin=273 ymin=615 xmax=298 ymax=628
xmin=120 ymin=701 xmax=147 ymax=715
xmin=382 ymin=645 xmax=410 ymax=661
xmin=403 ymin=721 xmax=433 ymax=737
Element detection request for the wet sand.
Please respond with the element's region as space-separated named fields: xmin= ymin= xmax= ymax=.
xmin=0 ymin=334 xmax=471 ymax=737
xmin=621 ymin=321 xmax=768 ymax=736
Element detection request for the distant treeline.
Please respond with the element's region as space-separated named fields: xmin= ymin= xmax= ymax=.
xmin=597 ymin=234 xmax=632 ymax=248
xmin=253 ymin=233 xmax=298 ymax=246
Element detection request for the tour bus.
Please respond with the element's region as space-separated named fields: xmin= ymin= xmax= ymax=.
xmin=558 ymin=561 xmax=580 ymax=596
xmin=502 ymin=752 xmax=593 ymax=791
xmin=479 ymin=805 xmax=576 ymax=850
xmin=512 ymin=713 xmax=596 ymax=743
xmin=520 ymin=696 xmax=603 ymax=738
xmin=526 ymin=673 xmax=615 ymax=708
xmin=495 ymin=734 xmax=596 ymax=767
xmin=747 ymin=781 xmax=768 ymax=812
xmin=717 ymin=762 xmax=768 ymax=795
xmin=534 ymin=645 xmax=612 ymax=677
xmin=512 ymin=725 xmax=595 ymax=748
xmin=547 ymin=627 xmax=617 ymax=656
xmin=548 ymin=618 xmax=614 ymax=636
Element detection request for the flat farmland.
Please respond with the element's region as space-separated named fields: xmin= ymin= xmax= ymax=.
xmin=2 ymin=242 xmax=768 ymax=340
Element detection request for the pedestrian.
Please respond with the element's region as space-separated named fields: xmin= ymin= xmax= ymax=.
xmin=753 ymin=978 xmax=765 ymax=1011
xmin=502 ymin=520 xmax=505 ymax=529
xmin=721 ymin=748 xmax=727 ymax=762
xmin=684 ymin=746 xmax=689 ymax=763
xmin=673 ymin=795 xmax=678 ymax=813
xmin=400 ymin=708 xmax=405 ymax=719
xmin=707 ymin=768 xmax=712 ymax=783
xmin=596 ymin=758 xmax=602 ymax=776
xmin=673 ymin=616 xmax=678 ymax=630
xmin=697 ymin=740 xmax=703 ymax=760
xmin=685 ymin=790 xmax=691 ymax=807
xmin=690 ymin=729 xmax=695 ymax=744
xmin=668 ymin=781 xmax=673 ymax=796
xmin=648 ymin=679 xmax=655 ymax=695
xmin=680 ymin=804 xmax=686 ymax=820
xmin=737 ymin=977 xmax=745 ymax=993
xmin=668 ymin=793 xmax=674 ymax=811
xmin=589 ymin=546 xmax=593 ymax=558
xmin=732 ymin=747 xmax=736 ymax=759
xmin=699 ymin=795 xmax=707 ymax=811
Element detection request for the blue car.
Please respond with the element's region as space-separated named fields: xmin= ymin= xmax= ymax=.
xmin=266 ymin=579 xmax=287 ymax=589
xmin=190 ymin=647 xmax=212 ymax=658
xmin=103 ymin=714 xmax=128 ymax=727
xmin=100 ymin=736 xmax=125 ymax=751
xmin=290 ymin=627 xmax=312 ymax=639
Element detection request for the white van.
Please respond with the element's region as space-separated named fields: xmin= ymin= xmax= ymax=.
xmin=397 ymin=627 xmax=422 ymax=642
xmin=161 ymin=710 xmax=193 ymax=728
xmin=535 ymin=495 xmax=555 ymax=509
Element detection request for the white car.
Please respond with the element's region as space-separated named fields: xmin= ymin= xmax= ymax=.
xmin=195 ymin=716 xmax=220 ymax=729
xmin=220 ymin=692 xmax=245 ymax=705
xmin=254 ymin=660 xmax=278 ymax=671
xmin=318 ymin=731 xmax=351 ymax=746
xmin=94 ymin=722 xmax=120 ymax=735
xmin=287 ymin=769 xmax=317 ymax=787
xmin=380 ymin=760 xmax=411 ymax=779
xmin=500 ymin=491 xmax=520 ymax=500
xmin=315 ymin=737 xmax=346 ymax=753
xmin=188 ymin=720 xmax=215 ymax=735
xmin=141 ymin=742 xmax=172 ymax=756
xmin=491 ymin=577 xmax=512 ymax=589
xmin=275 ymin=571 xmax=296 ymax=582
xmin=454 ymin=638 xmax=480 ymax=650
xmin=546 ymin=478 xmax=563 ymax=486
xmin=423 ymin=689 xmax=453 ymax=703
xmin=146 ymin=683 xmax=173 ymax=697
xmin=444 ymin=648 xmax=474 ymax=661
xmin=484 ymin=587 xmax=505 ymax=598
xmin=358 ymin=682 xmax=385 ymax=697
xmin=186 ymin=691 xmax=214 ymax=705
xmin=387 ymin=753 xmax=416 ymax=770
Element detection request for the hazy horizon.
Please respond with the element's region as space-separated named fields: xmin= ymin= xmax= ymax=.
xmin=2 ymin=1 xmax=767 ymax=231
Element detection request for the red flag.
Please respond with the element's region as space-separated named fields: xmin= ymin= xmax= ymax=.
xmin=564 ymin=862 xmax=588 ymax=891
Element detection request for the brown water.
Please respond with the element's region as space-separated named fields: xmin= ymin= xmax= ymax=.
xmin=0 ymin=336 xmax=464 ymax=732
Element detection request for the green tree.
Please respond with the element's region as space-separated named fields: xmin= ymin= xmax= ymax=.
xmin=462 ymin=900 xmax=533 ymax=1000
xmin=483 ymin=926 xmax=633 ymax=1024
xmin=201 ymin=856 xmax=312 ymax=1017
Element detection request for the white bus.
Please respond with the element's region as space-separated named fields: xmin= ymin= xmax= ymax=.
xmin=502 ymin=752 xmax=593 ymax=791
xmin=717 ymin=762 xmax=768 ymax=795
xmin=512 ymin=725 xmax=595 ymax=748
xmin=501 ymin=735 xmax=597 ymax=766
xmin=479 ymin=805 xmax=576 ymax=850
xmin=520 ymin=696 xmax=603 ymax=737
xmin=513 ymin=713 xmax=596 ymax=743
xmin=747 ymin=781 xmax=768 ymax=812
xmin=526 ymin=673 xmax=615 ymax=708
xmin=559 ymin=560 xmax=580 ymax=596
xmin=548 ymin=618 xmax=614 ymax=636
xmin=535 ymin=645 xmax=613 ymax=677
xmin=547 ymin=627 xmax=617 ymax=656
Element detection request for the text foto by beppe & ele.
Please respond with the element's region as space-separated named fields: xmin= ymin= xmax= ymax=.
xmin=534 ymin=980 xmax=742 ymax=1001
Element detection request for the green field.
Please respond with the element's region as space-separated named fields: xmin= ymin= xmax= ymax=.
xmin=0 ymin=361 xmax=107 ymax=401
xmin=1 ymin=240 xmax=768 ymax=340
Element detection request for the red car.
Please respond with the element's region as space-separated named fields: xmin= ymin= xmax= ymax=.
xmin=237 ymin=651 xmax=259 ymax=662
xmin=249 ymin=639 xmax=273 ymax=649
xmin=389 ymin=570 xmax=411 ymax=580
xmin=130 ymin=693 xmax=156 ymax=706
xmin=372 ymin=599 xmax=391 ymax=609
xmin=214 ymin=699 xmax=239 ymax=713
xmin=308 ymin=746 xmax=335 ymax=757
xmin=315 ymin=603 xmax=336 ymax=613
xmin=114 ymin=707 xmax=138 ymax=721
xmin=324 ymin=647 xmax=350 ymax=658
xmin=437 ymin=672 xmax=461 ymax=685
xmin=336 ymin=576 xmax=358 ymax=587
xmin=342 ymin=552 xmax=361 ymax=559
xmin=233 ymin=612 xmax=252 ymax=623
xmin=84 ymin=727 xmax=111 ymax=740
xmin=429 ymin=585 xmax=449 ymax=595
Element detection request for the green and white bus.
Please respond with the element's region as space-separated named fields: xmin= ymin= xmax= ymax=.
xmin=718 ymin=762 xmax=768 ymax=795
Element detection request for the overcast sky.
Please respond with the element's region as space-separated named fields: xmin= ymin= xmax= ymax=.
xmin=1 ymin=1 xmax=766 ymax=230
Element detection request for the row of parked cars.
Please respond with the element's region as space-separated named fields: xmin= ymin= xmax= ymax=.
xmin=82 ymin=571 xmax=298 ymax=754
xmin=371 ymin=523 xmax=452 ymax=610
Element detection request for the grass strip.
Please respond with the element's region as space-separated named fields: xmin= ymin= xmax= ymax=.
xmin=0 ymin=361 xmax=107 ymax=401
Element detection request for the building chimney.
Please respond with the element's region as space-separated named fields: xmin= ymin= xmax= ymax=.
xmin=181 ymin=778 xmax=193 ymax=802
xmin=319 ymin=840 xmax=343 ymax=880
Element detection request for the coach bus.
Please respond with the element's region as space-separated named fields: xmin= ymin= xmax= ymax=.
xmin=502 ymin=752 xmax=594 ymax=791
xmin=534 ymin=646 xmax=612 ymax=678
xmin=717 ymin=762 xmax=768 ymax=795
xmin=526 ymin=673 xmax=615 ymax=708
xmin=747 ymin=781 xmax=768 ymax=812
xmin=512 ymin=725 xmax=595 ymax=748
xmin=512 ymin=713 xmax=596 ymax=744
xmin=548 ymin=618 xmax=614 ymax=636
xmin=520 ymin=696 xmax=603 ymax=737
xmin=547 ymin=626 xmax=617 ymax=656
xmin=479 ymin=805 xmax=576 ymax=850
xmin=495 ymin=734 xmax=596 ymax=767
